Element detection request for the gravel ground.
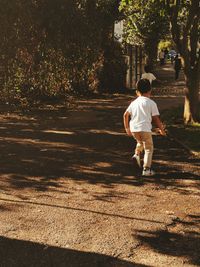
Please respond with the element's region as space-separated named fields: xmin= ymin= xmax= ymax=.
xmin=0 ymin=65 xmax=199 ymax=267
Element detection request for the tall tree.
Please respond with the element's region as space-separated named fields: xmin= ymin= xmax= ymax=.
xmin=120 ymin=0 xmax=169 ymax=68
xmin=164 ymin=0 xmax=200 ymax=123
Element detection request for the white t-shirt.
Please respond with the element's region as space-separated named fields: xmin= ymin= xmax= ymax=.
xmin=141 ymin=73 xmax=156 ymax=84
xmin=126 ymin=96 xmax=159 ymax=132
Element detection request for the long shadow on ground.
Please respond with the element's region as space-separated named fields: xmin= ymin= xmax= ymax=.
xmin=0 ymin=236 xmax=149 ymax=267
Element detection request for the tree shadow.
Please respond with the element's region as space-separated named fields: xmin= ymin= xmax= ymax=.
xmin=0 ymin=97 xmax=199 ymax=197
xmin=0 ymin=236 xmax=150 ymax=267
xmin=135 ymin=214 xmax=200 ymax=266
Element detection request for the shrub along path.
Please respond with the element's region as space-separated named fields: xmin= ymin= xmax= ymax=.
xmin=0 ymin=65 xmax=199 ymax=267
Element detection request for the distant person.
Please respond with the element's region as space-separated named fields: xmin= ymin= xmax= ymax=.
xmin=159 ymin=50 xmax=165 ymax=65
xmin=169 ymin=49 xmax=177 ymax=64
xmin=123 ymin=79 xmax=166 ymax=176
xmin=164 ymin=48 xmax=169 ymax=60
xmin=141 ymin=65 xmax=156 ymax=85
xmin=174 ymin=54 xmax=182 ymax=80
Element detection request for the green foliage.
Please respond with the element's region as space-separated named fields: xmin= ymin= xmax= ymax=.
xmin=119 ymin=0 xmax=169 ymax=45
xmin=164 ymin=0 xmax=200 ymax=123
xmin=119 ymin=0 xmax=169 ymax=67
xmin=158 ymin=40 xmax=174 ymax=50
xmin=2 ymin=47 xmax=71 ymax=103
xmin=0 ymin=0 xmax=124 ymax=105
xmin=164 ymin=0 xmax=200 ymax=64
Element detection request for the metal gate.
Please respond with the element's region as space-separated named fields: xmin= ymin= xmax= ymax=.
xmin=125 ymin=44 xmax=144 ymax=89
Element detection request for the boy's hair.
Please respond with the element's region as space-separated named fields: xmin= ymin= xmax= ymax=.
xmin=136 ymin=79 xmax=151 ymax=93
xmin=144 ymin=65 xmax=151 ymax=73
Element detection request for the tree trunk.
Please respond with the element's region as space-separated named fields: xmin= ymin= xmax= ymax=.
xmin=184 ymin=67 xmax=200 ymax=124
xmin=144 ymin=40 xmax=158 ymax=70
xmin=165 ymin=0 xmax=200 ymax=124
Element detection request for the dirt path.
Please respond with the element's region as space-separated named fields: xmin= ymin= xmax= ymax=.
xmin=0 ymin=65 xmax=199 ymax=267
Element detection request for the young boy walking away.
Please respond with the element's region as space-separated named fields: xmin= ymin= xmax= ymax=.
xmin=123 ymin=79 xmax=166 ymax=176
xmin=141 ymin=65 xmax=156 ymax=85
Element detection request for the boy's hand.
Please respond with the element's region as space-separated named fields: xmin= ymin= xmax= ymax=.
xmin=159 ymin=129 xmax=167 ymax=136
xmin=154 ymin=127 xmax=167 ymax=136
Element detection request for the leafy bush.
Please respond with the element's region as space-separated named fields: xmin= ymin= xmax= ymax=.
xmin=0 ymin=0 xmax=124 ymax=105
xmin=3 ymin=48 xmax=72 ymax=103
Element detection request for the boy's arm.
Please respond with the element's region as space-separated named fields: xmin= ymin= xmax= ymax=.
xmin=123 ymin=111 xmax=132 ymax=136
xmin=152 ymin=115 xmax=166 ymax=136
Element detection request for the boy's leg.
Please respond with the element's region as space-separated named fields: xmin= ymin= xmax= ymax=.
xmin=141 ymin=132 xmax=154 ymax=168
xmin=131 ymin=132 xmax=144 ymax=167
xmin=132 ymin=132 xmax=144 ymax=155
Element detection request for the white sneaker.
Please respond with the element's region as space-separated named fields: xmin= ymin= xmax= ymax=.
xmin=142 ymin=168 xmax=155 ymax=176
xmin=132 ymin=154 xmax=141 ymax=167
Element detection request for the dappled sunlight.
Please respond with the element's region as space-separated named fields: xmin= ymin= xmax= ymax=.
xmin=80 ymin=104 xmax=125 ymax=110
xmin=0 ymin=173 xmax=63 ymax=192
xmin=0 ymin=93 xmax=199 ymax=196
xmin=57 ymin=116 xmax=68 ymax=119
xmin=1 ymin=114 xmax=37 ymax=121
xmin=161 ymin=67 xmax=173 ymax=71
xmin=68 ymin=164 xmax=121 ymax=178
xmin=78 ymin=169 xmax=121 ymax=177
xmin=88 ymin=129 xmax=124 ymax=136
xmin=171 ymin=184 xmax=200 ymax=196
xmin=153 ymin=95 xmax=184 ymax=98
xmin=94 ymin=162 xmax=112 ymax=168
xmin=0 ymin=136 xmax=76 ymax=148
xmin=154 ymin=159 xmax=200 ymax=175
xmin=123 ymin=175 xmax=136 ymax=180
xmin=154 ymin=159 xmax=194 ymax=168
xmin=43 ymin=130 xmax=75 ymax=135
xmin=78 ymin=99 xmax=114 ymax=104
